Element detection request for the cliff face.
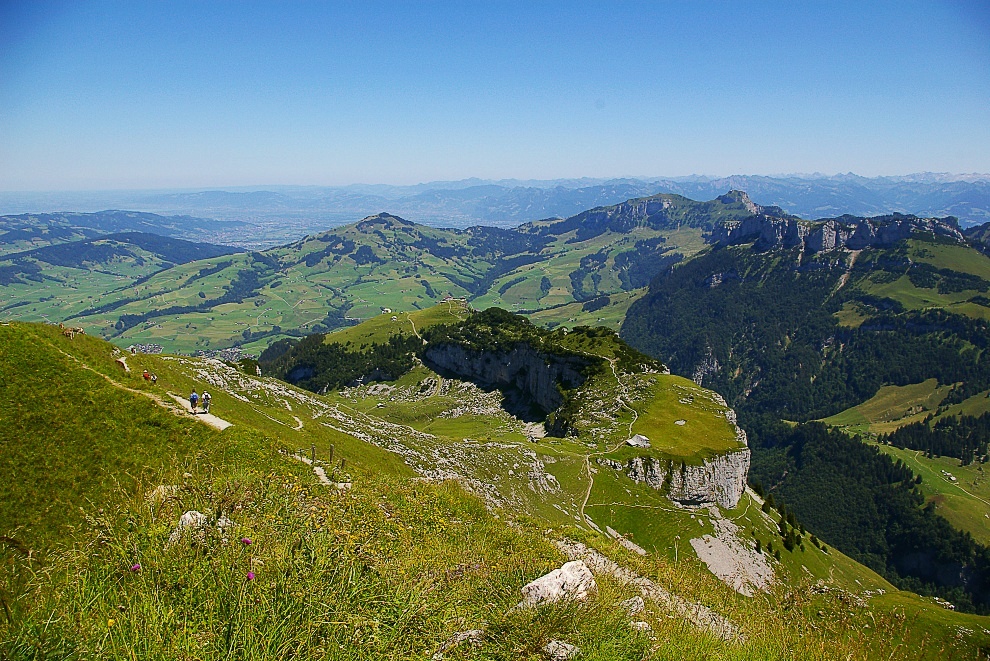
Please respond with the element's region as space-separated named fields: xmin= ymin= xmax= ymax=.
xmin=710 ymin=214 xmax=964 ymax=253
xmin=626 ymin=448 xmax=751 ymax=509
xmin=422 ymin=342 xmax=589 ymax=416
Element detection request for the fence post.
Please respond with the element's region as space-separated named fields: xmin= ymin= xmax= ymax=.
xmin=311 ymin=444 xmax=316 ymax=465
xmin=329 ymin=445 xmax=335 ymax=465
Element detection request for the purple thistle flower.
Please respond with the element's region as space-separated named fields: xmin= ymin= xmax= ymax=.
xmin=130 ymin=563 xmax=141 ymax=572
xmin=241 ymin=537 xmax=252 ymax=545
xmin=246 ymin=571 xmax=255 ymax=581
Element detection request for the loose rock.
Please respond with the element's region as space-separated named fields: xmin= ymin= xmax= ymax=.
xmin=544 ymin=640 xmax=579 ymax=660
xmin=431 ymin=629 xmax=484 ymax=659
xmin=520 ymin=560 xmax=596 ymax=607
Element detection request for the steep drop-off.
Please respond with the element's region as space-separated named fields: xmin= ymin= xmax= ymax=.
xmin=423 ymin=342 xmax=589 ymax=423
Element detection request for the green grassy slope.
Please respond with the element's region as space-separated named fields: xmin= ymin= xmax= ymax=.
xmin=872 ymin=443 xmax=990 ymax=546
xmin=821 ymin=379 xmax=952 ymax=435
xmin=3 ymin=321 xmax=990 ymax=658
xmin=0 ymin=323 xmax=243 ymax=546
xmin=821 ymin=383 xmax=990 ymax=544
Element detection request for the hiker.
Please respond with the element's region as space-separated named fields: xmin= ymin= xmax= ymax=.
xmin=190 ymin=390 xmax=199 ymax=413
xmin=142 ymin=369 xmax=151 ymax=381
xmin=202 ymin=391 xmax=212 ymax=414
xmin=150 ymin=373 xmax=157 ymax=385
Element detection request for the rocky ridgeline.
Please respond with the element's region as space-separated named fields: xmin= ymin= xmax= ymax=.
xmin=575 ymin=195 xmax=676 ymax=228
xmin=710 ymin=212 xmax=965 ymax=252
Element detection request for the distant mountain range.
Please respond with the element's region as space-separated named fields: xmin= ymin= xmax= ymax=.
xmin=1 ymin=173 xmax=987 ymax=248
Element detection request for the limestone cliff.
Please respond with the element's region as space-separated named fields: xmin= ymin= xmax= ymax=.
xmin=710 ymin=213 xmax=964 ymax=253
xmin=422 ymin=342 xmax=589 ymax=421
xmin=626 ymin=448 xmax=751 ymax=509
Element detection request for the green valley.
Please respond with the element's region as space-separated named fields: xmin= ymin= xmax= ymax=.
xmin=0 ymin=193 xmax=759 ymax=354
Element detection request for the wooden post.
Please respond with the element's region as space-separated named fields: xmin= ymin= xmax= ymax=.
xmin=328 ymin=445 xmax=335 ymax=465
xmin=311 ymin=444 xmax=316 ymax=465
xmin=340 ymin=458 xmax=346 ymax=472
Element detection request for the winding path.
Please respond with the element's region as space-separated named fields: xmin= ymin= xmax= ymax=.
xmin=168 ymin=394 xmax=233 ymax=430
xmin=51 ymin=343 xmax=233 ymax=431
xmin=911 ymin=450 xmax=990 ymax=508
xmin=578 ymin=357 xmax=639 ymax=526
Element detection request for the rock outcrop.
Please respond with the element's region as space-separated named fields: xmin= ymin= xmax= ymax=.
xmin=423 ymin=342 xmax=588 ymax=418
xmin=711 ymin=213 xmax=964 ymax=253
xmin=555 ymin=539 xmax=741 ymax=642
xmin=626 ymin=448 xmax=751 ymax=509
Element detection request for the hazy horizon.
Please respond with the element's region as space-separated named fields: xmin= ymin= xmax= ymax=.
xmin=2 ymin=171 xmax=990 ymax=196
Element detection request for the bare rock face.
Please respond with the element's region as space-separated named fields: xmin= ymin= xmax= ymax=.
xmin=712 ymin=213 xmax=964 ymax=253
xmin=692 ymin=350 xmax=720 ymax=385
xmin=519 ymin=560 xmax=597 ymax=607
xmin=423 ymin=342 xmax=589 ymax=430
xmin=626 ymin=448 xmax=751 ymax=509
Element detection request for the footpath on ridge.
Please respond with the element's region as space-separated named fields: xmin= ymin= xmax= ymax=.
xmin=167 ymin=393 xmax=234 ymax=431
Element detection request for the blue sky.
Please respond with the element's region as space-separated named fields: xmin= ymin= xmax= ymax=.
xmin=1 ymin=1 xmax=988 ymax=190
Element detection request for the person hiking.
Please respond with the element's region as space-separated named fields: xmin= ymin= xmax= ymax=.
xmin=190 ymin=390 xmax=199 ymax=414
xmin=142 ymin=369 xmax=151 ymax=381
xmin=150 ymin=373 xmax=158 ymax=385
xmin=202 ymin=391 xmax=212 ymax=414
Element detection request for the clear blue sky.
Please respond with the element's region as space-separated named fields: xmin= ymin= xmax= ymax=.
xmin=1 ymin=1 xmax=988 ymax=190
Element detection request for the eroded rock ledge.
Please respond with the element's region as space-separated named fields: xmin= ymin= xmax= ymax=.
xmin=422 ymin=342 xmax=588 ymax=419
xmin=626 ymin=448 xmax=751 ymax=509
xmin=710 ymin=213 xmax=964 ymax=253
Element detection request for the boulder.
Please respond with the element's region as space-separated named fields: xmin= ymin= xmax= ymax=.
xmin=166 ymin=510 xmax=235 ymax=547
xmin=520 ymin=560 xmax=596 ymax=607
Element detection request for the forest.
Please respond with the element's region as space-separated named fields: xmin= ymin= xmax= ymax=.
xmin=883 ymin=412 xmax=990 ymax=464
xmin=748 ymin=420 xmax=990 ymax=612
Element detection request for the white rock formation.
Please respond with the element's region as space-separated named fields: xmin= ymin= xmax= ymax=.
xmin=555 ymin=539 xmax=740 ymax=642
xmin=166 ymin=510 xmax=234 ymax=548
xmin=167 ymin=510 xmax=207 ymax=547
xmin=519 ymin=560 xmax=596 ymax=607
xmin=690 ymin=512 xmax=774 ymax=596
xmin=626 ymin=449 xmax=751 ymax=509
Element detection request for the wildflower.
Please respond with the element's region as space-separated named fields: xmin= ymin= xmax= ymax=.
xmin=130 ymin=563 xmax=141 ymax=572
xmin=108 ymin=619 xmax=116 ymax=627
xmin=247 ymin=571 xmax=255 ymax=581
xmin=241 ymin=537 xmax=252 ymax=546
